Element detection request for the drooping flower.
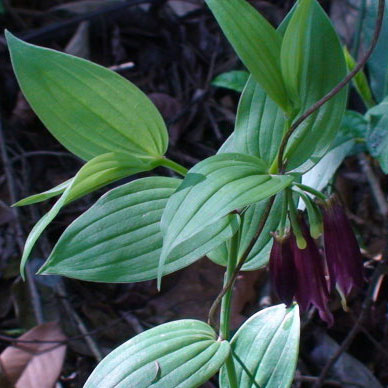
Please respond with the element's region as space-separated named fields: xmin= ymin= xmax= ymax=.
xmin=269 ymin=232 xmax=297 ymax=307
xmin=320 ymin=195 xmax=364 ymax=296
xmin=291 ymin=218 xmax=334 ymax=326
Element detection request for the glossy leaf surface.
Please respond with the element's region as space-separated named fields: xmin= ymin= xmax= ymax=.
xmin=14 ymin=179 xmax=73 ymax=207
xmin=205 ymin=0 xmax=290 ymax=112
xmin=40 ymin=177 xmax=240 ymax=282
xmin=20 ymin=153 xmax=158 ymax=278
xmin=6 ymin=31 xmax=168 ymax=161
xmin=84 ymin=320 xmax=230 ymax=388
xmin=364 ymin=1 xmax=388 ymax=102
xmin=220 ymin=304 xmax=300 ymax=388
xmin=344 ymin=47 xmax=375 ymax=109
xmin=160 ymin=153 xmax=293 ymax=286
xmin=366 ymin=98 xmax=388 ymax=173
xmin=234 ymin=75 xmax=285 ymax=166
xmin=280 ymin=0 xmax=347 ymax=172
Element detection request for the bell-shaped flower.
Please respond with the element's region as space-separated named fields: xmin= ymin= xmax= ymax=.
xmin=269 ymin=232 xmax=297 ymax=307
xmin=291 ymin=218 xmax=334 ymax=326
xmin=321 ymin=195 xmax=364 ymax=296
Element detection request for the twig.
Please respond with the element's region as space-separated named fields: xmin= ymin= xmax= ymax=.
xmin=277 ymin=0 xmax=385 ymax=173
xmin=55 ymin=283 xmax=103 ymax=362
xmin=10 ymin=151 xmax=81 ymax=165
xmin=208 ymin=196 xmax=275 ymax=328
xmin=119 ymin=312 xmax=144 ymax=334
xmin=0 ymin=117 xmax=44 ymax=325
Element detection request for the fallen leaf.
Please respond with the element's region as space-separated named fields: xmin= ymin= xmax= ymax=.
xmin=50 ymin=0 xmax=122 ymax=15
xmin=308 ymin=330 xmax=383 ymax=388
xmin=0 ymin=322 xmax=67 ymax=388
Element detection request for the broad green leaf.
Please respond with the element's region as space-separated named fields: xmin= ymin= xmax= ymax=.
xmin=220 ymin=304 xmax=300 ymax=388
xmin=16 ymin=153 xmax=159 ymax=208
xmin=366 ymin=98 xmax=388 ymax=173
xmin=224 ymin=8 xmax=290 ymax=169
xmin=39 ymin=177 xmax=240 ymax=282
xmin=84 ymin=319 xmax=230 ymax=388
xmin=279 ymin=0 xmax=347 ymax=172
xmin=364 ymin=1 xmax=388 ymax=102
xmin=64 ymin=153 xmax=159 ymax=203
xmin=343 ymin=47 xmax=375 ymax=109
xmin=6 ymin=31 xmax=168 ymax=161
xmin=212 ymin=70 xmax=250 ymax=93
xmin=14 ymin=179 xmax=73 ymax=207
xmin=20 ymin=153 xmax=158 ymax=278
xmin=159 ymin=153 xmax=294 ymax=287
xmin=234 ymin=75 xmax=286 ymax=166
xmin=217 ymin=134 xmax=235 ymax=154
xmin=205 ymin=0 xmax=291 ymax=113
xmin=340 ymin=110 xmax=368 ymax=141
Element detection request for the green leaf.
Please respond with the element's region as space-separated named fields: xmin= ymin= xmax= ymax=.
xmin=6 ymin=31 xmax=168 ymax=161
xmin=340 ymin=110 xmax=368 ymax=141
xmin=159 ymin=153 xmax=293 ymax=287
xmin=364 ymin=1 xmax=388 ymax=102
xmin=39 ymin=177 xmax=240 ymax=282
xmin=14 ymin=179 xmax=73 ymax=207
xmin=20 ymin=153 xmax=158 ymax=278
xmin=205 ymin=0 xmax=291 ymax=113
xmin=234 ymin=75 xmax=286 ymax=166
xmin=217 ymin=134 xmax=235 ymax=154
xmin=366 ymin=98 xmax=388 ymax=173
xmin=343 ymin=46 xmax=375 ymax=109
xmin=84 ymin=319 xmax=230 ymax=387
xmin=279 ymin=0 xmax=347 ymax=172
xmin=220 ymin=304 xmax=300 ymax=388
xmin=212 ymin=70 xmax=250 ymax=93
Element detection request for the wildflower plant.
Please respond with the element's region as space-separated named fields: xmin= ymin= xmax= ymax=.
xmin=4 ymin=0 xmax=386 ymax=386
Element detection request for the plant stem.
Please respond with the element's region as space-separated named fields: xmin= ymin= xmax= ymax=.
xmin=208 ymin=196 xmax=275 ymax=328
xmin=224 ymin=353 xmax=239 ymax=388
xmin=276 ymin=0 xmax=385 ymax=173
xmin=294 ymin=183 xmax=327 ymax=200
xmin=220 ymin=233 xmax=239 ymax=340
xmin=219 ymin=233 xmax=239 ymax=388
xmin=159 ymin=157 xmax=188 ymax=177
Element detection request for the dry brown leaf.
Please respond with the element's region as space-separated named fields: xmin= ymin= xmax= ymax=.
xmin=0 ymin=322 xmax=67 ymax=388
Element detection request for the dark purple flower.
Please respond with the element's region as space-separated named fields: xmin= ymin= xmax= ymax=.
xmin=269 ymin=232 xmax=297 ymax=307
xmin=321 ymin=195 xmax=364 ymax=296
xmin=291 ymin=219 xmax=334 ymax=326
